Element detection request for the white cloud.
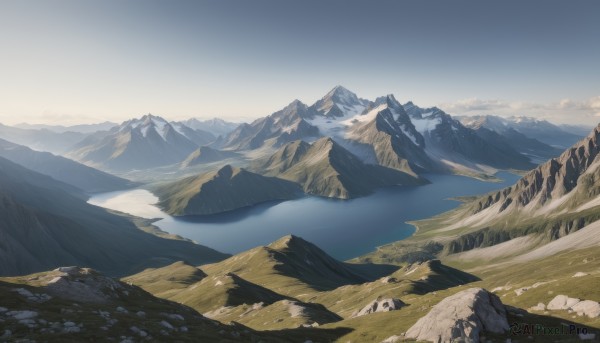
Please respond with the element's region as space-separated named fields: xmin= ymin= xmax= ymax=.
xmin=438 ymin=96 xmax=600 ymax=125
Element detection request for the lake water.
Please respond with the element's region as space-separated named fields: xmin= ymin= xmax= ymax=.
xmin=88 ymin=172 xmax=521 ymax=260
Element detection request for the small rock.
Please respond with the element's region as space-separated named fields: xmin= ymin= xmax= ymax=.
xmin=160 ymin=320 xmax=174 ymax=330
xmin=116 ymin=306 xmax=128 ymax=313
xmin=64 ymin=321 xmax=76 ymax=327
xmin=63 ymin=326 xmax=81 ymax=333
xmin=136 ymin=311 xmax=146 ymax=318
xmin=528 ymin=303 xmax=545 ymax=311
xmin=572 ymin=272 xmax=589 ymax=278
xmin=139 ymin=330 xmax=148 ymax=337
xmin=6 ymin=310 xmax=38 ymax=320
xmin=352 ymin=298 xmax=406 ymax=317
xmin=166 ymin=313 xmax=185 ymax=321
xmin=0 ymin=307 xmax=7 ymax=313
xmin=130 ymin=326 xmax=140 ymax=334
xmin=381 ymin=335 xmax=401 ymax=343
xmin=1 ymin=330 xmax=11 ymax=339
xmin=180 ymin=326 xmax=188 ymax=332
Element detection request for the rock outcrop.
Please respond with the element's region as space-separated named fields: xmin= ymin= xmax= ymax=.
xmin=44 ymin=267 xmax=135 ymax=303
xmin=547 ymin=295 xmax=600 ymax=318
xmin=351 ymin=298 xmax=405 ymax=318
xmin=405 ymin=288 xmax=509 ymax=343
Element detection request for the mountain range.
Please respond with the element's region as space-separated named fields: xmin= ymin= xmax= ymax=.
xmin=458 ymin=115 xmax=586 ymax=150
xmin=66 ymin=114 xmax=216 ymax=171
xmin=215 ymin=86 xmax=542 ymax=179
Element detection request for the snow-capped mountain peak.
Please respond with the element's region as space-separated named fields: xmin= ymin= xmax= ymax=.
xmin=313 ymin=85 xmax=369 ymax=117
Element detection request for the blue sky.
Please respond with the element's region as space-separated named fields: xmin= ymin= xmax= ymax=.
xmin=1 ymin=0 xmax=599 ymax=125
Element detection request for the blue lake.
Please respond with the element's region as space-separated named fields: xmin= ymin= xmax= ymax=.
xmin=88 ymin=172 xmax=521 ymax=260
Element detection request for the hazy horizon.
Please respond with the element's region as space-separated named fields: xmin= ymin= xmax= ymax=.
xmin=1 ymin=0 xmax=599 ymax=126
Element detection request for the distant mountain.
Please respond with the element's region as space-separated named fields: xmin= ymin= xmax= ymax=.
xmin=153 ymin=165 xmax=301 ymax=216
xmin=66 ymin=114 xmax=210 ymax=171
xmin=503 ymin=116 xmax=583 ymax=148
xmin=219 ymin=100 xmax=320 ymax=150
xmin=179 ymin=118 xmax=240 ymax=137
xmin=15 ymin=121 xmax=117 ymax=134
xmin=0 ymin=138 xmax=136 ymax=193
xmin=0 ymin=156 xmax=228 ymax=277
xmin=311 ymin=85 xmax=370 ymax=117
xmin=458 ymin=115 xmax=565 ymax=161
xmin=180 ymin=146 xmax=239 ymax=168
xmin=0 ymin=123 xmax=87 ymax=154
xmin=559 ymin=123 xmax=596 ymax=137
xmin=170 ymin=122 xmax=216 ymax=146
xmin=402 ymin=104 xmax=534 ymax=172
xmin=253 ymin=137 xmax=426 ymax=199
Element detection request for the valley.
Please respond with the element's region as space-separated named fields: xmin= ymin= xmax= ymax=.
xmin=88 ymin=172 xmax=521 ymax=260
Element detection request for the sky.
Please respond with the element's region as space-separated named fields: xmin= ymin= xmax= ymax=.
xmin=0 ymin=0 xmax=599 ymax=126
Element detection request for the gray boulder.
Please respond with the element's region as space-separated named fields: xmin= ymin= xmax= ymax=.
xmin=547 ymin=294 xmax=581 ymax=310
xmin=352 ymin=298 xmax=405 ymax=318
xmin=406 ymin=288 xmax=509 ymax=343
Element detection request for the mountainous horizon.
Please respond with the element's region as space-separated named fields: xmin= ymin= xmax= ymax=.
xmin=1 ymin=91 xmax=599 ymax=342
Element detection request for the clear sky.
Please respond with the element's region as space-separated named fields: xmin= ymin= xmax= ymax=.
xmin=1 ymin=0 xmax=599 ymax=125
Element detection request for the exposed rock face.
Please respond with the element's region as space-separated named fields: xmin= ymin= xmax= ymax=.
xmin=45 ymin=267 xmax=134 ymax=303
xmin=473 ymin=124 xmax=600 ymax=214
xmin=547 ymin=295 xmax=600 ymax=318
xmin=405 ymin=288 xmax=508 ymax=343
xmin=351 ymin=298 xmax=405 ymax=318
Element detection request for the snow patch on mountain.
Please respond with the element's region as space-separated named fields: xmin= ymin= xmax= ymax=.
xmin=412 ymin=117 xmax=442 ymax=134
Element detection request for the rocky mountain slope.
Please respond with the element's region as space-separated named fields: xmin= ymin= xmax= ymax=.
xmin=153 ymin=165 xmax=301 ymax=216
xmin=0 ymin=138 xmax=136 ymax=193
xmin=253 ymin=137 xmax=426 ymax=199
xmin=0 ymin=156 xmax=227 ymax=276
xmin=66 ymin=114 xmax=214 ymax=172
xmin=0 ymin=266 xmax=347 ymax=342
xmin=345 ymin=95 xmax=434 ymax=175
